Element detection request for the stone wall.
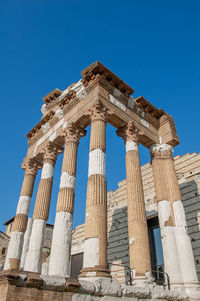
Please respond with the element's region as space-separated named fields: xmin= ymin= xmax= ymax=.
xmin=71 ymin=152 xmax=200 ymax=283
xmin=0 ymin=232 xmax=9 ymax=270
xmin=0 ymin=271 xmax=189 ymax=301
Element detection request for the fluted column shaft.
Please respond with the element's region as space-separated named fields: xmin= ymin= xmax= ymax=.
xmin=80 ymin=102 xmax=110 ymax=278
xmin=4 ymin=160 xmax=38 ymax=270
xmin=150 ymin=144 xmax=198 ymax=287
xmin=24 ymin=143 xmax=62 ymax=273
xmin=126 ymin=144 xmax=151 ymax=277
xmin=49 ymin=125 xmax=86 ymax=276
xmin=117 ymin=121 xmax=151 ymax=280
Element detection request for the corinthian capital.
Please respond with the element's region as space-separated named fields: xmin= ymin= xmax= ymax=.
xmin=42 ymin=142 xmax=63 ymax=162
xmin=149 ymin=143 xmax=174 ymax=160
xmin=63 ymin=124 xmax=87 ymax=144
xmin=117 ymin=121 xmax=143 ymax=143
xmin=86 ymin=101 xmax=112 ymax=123
xmin=22 ymin=157 xmax=42 ymax=175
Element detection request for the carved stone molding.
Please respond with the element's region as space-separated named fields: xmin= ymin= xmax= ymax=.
xmin=63 ymin=124 xmax=87 ymax=144
xmin=22 ymin=158 xmax=42 ymax=175
xmin=42 ymin=142 xmax=63 ymax=163
xmin=86 ymin=101 xmax=113 ymax=123
xmin=151 ymin=150 xmax=173 ymax=160
xmin=117 ymin=121 xmax=143 ymax=143
xmin=149 ymin=143 xmax=174 ymax=160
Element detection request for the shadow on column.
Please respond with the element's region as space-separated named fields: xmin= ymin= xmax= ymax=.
xmin=180 ymin=179 xmax=200 ymax=282
xmin=107 ymin=205 xmax=130 ymax=285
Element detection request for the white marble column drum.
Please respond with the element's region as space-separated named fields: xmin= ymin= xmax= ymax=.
xmin=20 ymin=217 xmax=33 ymax=269
xmin=150 ymin=143 xmax=199 ymax=288
xmin=117 ymin=121 xmax=151 ymax=283
xmin=24 ymin=143 xmax=62 ymax=273
xmin=79 ymin=102 xmax=110 ymax=279
xmin=48 ymin=125 xmax=86 ymax=276
xmin=4 ymin=160 xmax=38 ymax=270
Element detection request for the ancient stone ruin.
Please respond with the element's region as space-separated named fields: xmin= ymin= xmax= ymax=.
xmin=1 ymin=61 xmax=200 ymax=300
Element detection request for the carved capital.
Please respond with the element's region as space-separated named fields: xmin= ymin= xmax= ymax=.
xmin=86 ymin=101 xmax=112 ymax=123
xmin=149 ymin=143 xmax=174 ymax=160
xmin=63 ymin=124 xmax=87 ymax=144
xmin=117 ymin=121 xmax=143 ymax=143
xmin=42 ymin=142 xmax=63 ymax=163
xmin=22 ymin=158 xmax=42 ymax=175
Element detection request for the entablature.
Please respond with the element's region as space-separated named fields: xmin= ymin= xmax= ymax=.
xmin=24 ymin=61 xmax=179 ymax=161
xmin=81 ymin=61 xmax=134 ymax=97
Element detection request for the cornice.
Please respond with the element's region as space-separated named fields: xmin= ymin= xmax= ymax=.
xmin=81 ymin=61 xmax=134 ymax=97
xmin=135 ymin=96 xmax=165 ymax=119
xmin=26 ymin=110 xmax=55 ymax=141
xmin=24 ymin=61 xmax=178 ymax=156
xmin=42 ymin=88 xmax=62 ymax=105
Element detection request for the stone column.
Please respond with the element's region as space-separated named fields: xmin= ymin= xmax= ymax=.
xmin=4 ymin=159 xmax=38 ymax=270
xmin=20 ymin=218 xmax=33 ymax=269
xmin=117 ymin=121 xmax=151 ymax=283
xmin=150 ymin=144 xmax=199 ymax=287
xmin=24 ymin=143 xmax=62 ymax=273
xmin=49 ymin=125 xmax=86 ymax=276
xmin=79 ymin=102 xmax=110 ymax=279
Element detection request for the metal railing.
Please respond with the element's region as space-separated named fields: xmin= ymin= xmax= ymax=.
xmin=152 ymin=265 xmax=170 ymax=290
xmin=108 ymin=263 xmax=170 ymax=290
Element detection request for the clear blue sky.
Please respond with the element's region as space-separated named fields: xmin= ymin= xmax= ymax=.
xmin=0 ymin=0 xmax=200 ymax=231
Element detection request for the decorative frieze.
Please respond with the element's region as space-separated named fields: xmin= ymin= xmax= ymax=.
xmin=55 ymin=108 xmax=63 ymax=119
xmin=41 ymin=123 xmax=50 ymax=133
xmin=140 ymin=118 xmax=149 ymax=128
xmin=109 ymin=95 xmax=126 ymax=111
xmin=128 ymin=96 xmax=135 ymax=109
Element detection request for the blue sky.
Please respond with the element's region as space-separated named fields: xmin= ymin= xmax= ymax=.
xmin=0 ymin=0 xmax=200 ymax=231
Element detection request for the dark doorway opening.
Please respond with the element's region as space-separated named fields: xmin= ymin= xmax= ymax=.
xmin=148 ymin=216 xmax=164 ymax=285
xmin=70 ymin=252 xmax=83 ymax=279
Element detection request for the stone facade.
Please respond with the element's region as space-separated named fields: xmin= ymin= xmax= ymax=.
xmin=0 ymin=232 xmax=9 ymax=271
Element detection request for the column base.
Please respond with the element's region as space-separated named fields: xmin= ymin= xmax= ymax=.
xmin=131 ymin=270 xmax=155 ymax=287
xmin=79 ymin=266 xmax=111 ymax=279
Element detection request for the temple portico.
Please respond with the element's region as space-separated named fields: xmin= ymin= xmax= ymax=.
xmin=2 ymin=61 xmax=200 ymax=300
